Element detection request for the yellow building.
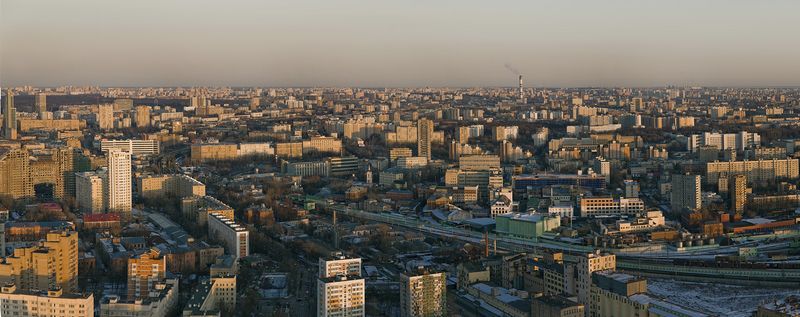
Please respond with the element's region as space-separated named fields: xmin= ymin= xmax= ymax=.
xmin=302 ymin=136 xmax=342 ymax=154
xmin=138 ymin=174 xmax=206 ymax=200
xmin=0 ymin=285 xmax=93 ymax=317
xmin=127 ymin=250 xmax=166 ymax=299
xmin=0 ymin=231 xmax=79 ymax=293
xmin=17 ymin=119 xmax=83 ymax=132
xmin=706 ymin=158 xmax=799 ymax=185
xmin=275 ymin=142 xmax=303 ymax=158
xmin=190 ymin=144 xmax=238 ymax=162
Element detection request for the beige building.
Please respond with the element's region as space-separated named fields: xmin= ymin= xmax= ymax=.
xmin=0 ymin=285 xmax=93 ymax=317
xmin=18 ymin=119 xmax=83 ymax=132
xmin=729 ymin=174 xmax=748 ymax=214
xmin=0 ymin=147 xmax=86 ymax=200
xmin=389 ymin=147 xmax=413 ymax=162
xmin=134 ymin=105 xmax=150 ymax=128
xmin=275 ymin=142 xmax=304 ymax=158
xmin=417 ymin=118 xmax=434 ymax=160
xmin=400 ymin=270 xmax=447 ymax=317
xmin=76 ymin=171 xmax=106 ymax=213
xmin=706 ymin=158 xmax=799 ymax=185
xmin=0 ymin=231 xmax=79 ymax=293
xmin=303 ymin=136 xmax=342 ymax=154
xmin=191 ymin=143 xmax=238 ymax=162
xmin=127 ymin=250 xmax=166 ymax=299
xmin=183 ymin=276 xmax=237 ymax=315
xmin=98 ymin=104 xmax=115 ymax=130
xmin=575 ymin=252 xmax=616 ymax=307
xmin=138 ymin=174 xmax=206 ymax=200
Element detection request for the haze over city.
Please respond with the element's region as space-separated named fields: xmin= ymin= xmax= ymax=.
xmin=3 ymin=0 xmax=800 ymax=87
xmin=2 ymin=1 xmax=800 ymax=317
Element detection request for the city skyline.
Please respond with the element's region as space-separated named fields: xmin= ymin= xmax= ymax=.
xmin=3 ymin=0 xmax=800 ymax=88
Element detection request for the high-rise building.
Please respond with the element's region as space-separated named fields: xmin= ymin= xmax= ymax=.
xmin=134 ymin=105 xmax=150 ymax=128
xmin=208 ymin=212 xmax=249 ymax=259
xmin=319 ymin=253 xmax=362 ymax=278
xmin=318 ymin=276 xmax=365 ymax=317
xmin=0 ymin=147 xmax=32 ymax=198
xmin=106 ymin=149 xmax=132 ymax=214
xmin=670 ymin=174 xmax=701 ymax=213
xmin=318 ymin=253 xmax=365 ymax=317
xmin=98 ymin=104 xmax=115 ymax=130
xmin=729 ymin=174 xmax=747 ymax=215
xmin=0 ymin=231 xmax=79 ymax=293
xmin=574 ymin=252 xmax=616 ymax=310
xmin=400 ymin=269 xmax=447 ymax=317
xmin=127 ymin=250 xmax=166 ymax=299
xmin=417 ymin=118 xmax=434 ymax=161
xmin=35 ymin=93 xmax=47 ymax=117
xmin=76 ymin=171 xmax=106 ymax=213
xmin=3 ymin=89 xmax=17 ymax=139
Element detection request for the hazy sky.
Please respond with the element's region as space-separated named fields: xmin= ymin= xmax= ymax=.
xmin=2 ymin=0 xmax=799 ymax=87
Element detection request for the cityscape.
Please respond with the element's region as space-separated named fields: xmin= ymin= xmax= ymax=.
xmin=2 ymin=1 xmax=800 ymax=317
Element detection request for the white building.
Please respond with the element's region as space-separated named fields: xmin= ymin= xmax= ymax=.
xmin=317 ymin=276 xmax=365 ymax=317
xmin=100 ymin=279 xmax=178 ymax=317
xmin=76 ymin=171 xmax=106 ymax=214
xmin=688 ymin=131 xmax=761 ymax=152
xmin=319 ymin=254 xmax=362 ymax=278
xmin=107 ymin=149 xmax=132 ymax=214
xmin=400 ymin=270 xmax=447 ymax=317
xmin=208 ymin=212 xmax=249 ymax=259
xmin=100 ymin=139 xmax=160 ymax=155
xmin=0 ymin=285 xmax=94 ymax=317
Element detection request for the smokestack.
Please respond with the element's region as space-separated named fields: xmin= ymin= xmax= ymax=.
xmin=518 ymin=75 xmax=524 ymax=100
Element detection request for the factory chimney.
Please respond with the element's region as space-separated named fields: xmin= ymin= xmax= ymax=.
xmin=518 ymin=75 xmax=524 ymax=100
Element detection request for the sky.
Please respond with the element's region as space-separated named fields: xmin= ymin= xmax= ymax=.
xmin=2 ymin=0 xmax=799 ymax=88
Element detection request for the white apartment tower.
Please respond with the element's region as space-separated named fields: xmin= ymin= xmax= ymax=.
xmin=318 ymin=253 xmax=365 ymax=317
xmin=106 ymin=149 xmax=132 ymax=214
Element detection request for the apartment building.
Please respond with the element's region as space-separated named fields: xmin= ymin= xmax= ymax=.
xmin=207 ymin=212 xmax=249 ymax=259
xmin=578 ymin=197 xmax=645 ymax=217
xmin=0 ymin=285 xmax=93 ymax=317
xmin=400 ymin=269 xmax=447 ymax=317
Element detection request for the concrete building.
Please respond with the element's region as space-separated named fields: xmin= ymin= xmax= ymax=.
xmin=100 ymin=139 xmax=160 ymax=155
xmin=183 ymin=276 xmax=237 ymax=315
xmin=389 ymin=147 xmax=413 ymax=162
xmin=729 ymin=174 xmax=747 ymax=215
xmin=493 ymin=125 xmax=519 ymax=141
xmin=35 ymin=93 xmax=47 ymax=117
xmin=319 ymin=254 xmax=362 ymax=278
xmin=3 ymin=90 xmax=17 ymax=139
xmin=671 ymin=174 xmax=701 ymax=213
xmin=0 ymin=231 xmax=78 ymax=293
xmin=417 ymin=118 xmax=434 ymax=160
xmin=137 ymin=174 xmax=206 ymax=200
xmin=575 ymin=252 xmax=616 ymax=310
xmin=0 ymin=285 xmax=93 ymax=317
xmin=107 ymin=149 xmax=132 ymax=214
xmin=705 ymin=158 xmax=799 ymax=185
xmin=76 ymin=171 xmax=106 ymax=213
xmin=100 ymin=279 xmax=178 ymax=317
xmin=317 ymin=275 xmax=365 ymax=317
xmin=207 ymin=212 xmax=249 ymax=259
xmin=578 ymin=197 xmax=645 ymax=217
xmin=134 ymin=105 xmax=150 ymax=128
xmin=127 ymin=250 xmax=167 ymax=299
xmin=98 ymin=104 xmax=115 ymax=130
xmin=400 ymin=269 xmax=447 ymax=317
xmin=531 ymin=295 xmax=585 ymax=317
